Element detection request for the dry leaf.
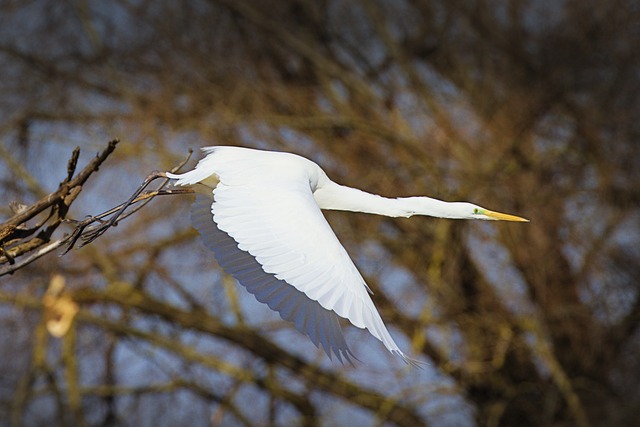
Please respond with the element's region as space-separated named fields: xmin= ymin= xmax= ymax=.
xmin=43 ymin=274 xmax=79 ymax=338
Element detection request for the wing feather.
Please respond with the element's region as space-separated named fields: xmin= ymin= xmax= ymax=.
xmin=191 ymin=193 xmax=355 ymax=362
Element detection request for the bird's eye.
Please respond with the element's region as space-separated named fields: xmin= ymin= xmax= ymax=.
xmin=473 ymin=208 xmax=480 ymax=214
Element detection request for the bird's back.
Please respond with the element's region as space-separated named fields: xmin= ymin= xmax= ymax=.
xmin=178 ymin=146 xmax=324 ymax=190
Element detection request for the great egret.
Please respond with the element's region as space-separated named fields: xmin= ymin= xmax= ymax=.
xmin=166 ymin=146 xmax=528 ymax=364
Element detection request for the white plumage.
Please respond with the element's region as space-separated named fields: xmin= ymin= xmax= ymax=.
xmin=167 ymin=146 xmax=528 ymax=364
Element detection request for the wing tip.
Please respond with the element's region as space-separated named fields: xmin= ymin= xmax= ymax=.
xmin=332 ymin=344 xmax=359 ymax=367
xmin=393 ymin=350 xmax=427 ymax=369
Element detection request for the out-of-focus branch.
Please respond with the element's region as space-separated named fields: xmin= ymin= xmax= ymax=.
xmin=10 ymin=316 xmax=67 ymax=426
xmin=1 ymin=286 xmax=422 ymax=426
xmin=62 ymin=326 xmax=87 ymax=427
xmin=214 ymin=0 xmax=377 ymax=105
xmin=83 ymin=380 xmax=252 ymax=427
xmin=71 ymin=285 xmax=427 ymax=427
xmin=79 ymin=311 xmax=317 ymax=426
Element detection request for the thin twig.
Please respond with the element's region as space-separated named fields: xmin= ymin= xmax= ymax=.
xmin=0 ymin=189 xmax=193 ymax=277
xmin=62 ymin=188 xmax=194 ymax=253
xmin=72 ymin=170 xmax=168 ymax=247
xmin=63 ymin=148 xmax=193 ymax=252
xmin=0 ymin=144 xmax=194 ymax=276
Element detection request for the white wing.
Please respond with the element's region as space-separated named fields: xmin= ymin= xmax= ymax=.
xmin=169 ymin=146 xmax=410 ymax=362
xmin=191 ymin=193 xmax=354 ymax=362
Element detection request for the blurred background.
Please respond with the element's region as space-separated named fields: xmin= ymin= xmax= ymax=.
xmin=0 ymin=1 xmax=638 ymax=426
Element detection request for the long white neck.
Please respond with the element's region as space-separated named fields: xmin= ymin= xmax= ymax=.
xmin=313 ymin=180 xmax=462 ymax=219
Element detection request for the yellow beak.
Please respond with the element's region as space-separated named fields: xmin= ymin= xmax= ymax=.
xmin=483 ymin=209 xmax=530 ymax=222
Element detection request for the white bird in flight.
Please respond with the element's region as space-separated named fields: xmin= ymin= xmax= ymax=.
xmin=166 ymin=146 xmax=528 ymax=364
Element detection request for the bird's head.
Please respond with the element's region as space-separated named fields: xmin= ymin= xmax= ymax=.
xmin=453 ymin=202 xmax=529 ymax=222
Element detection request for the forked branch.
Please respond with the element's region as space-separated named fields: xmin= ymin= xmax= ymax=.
xmin=0 ymin=141 xmax=193 ymax=276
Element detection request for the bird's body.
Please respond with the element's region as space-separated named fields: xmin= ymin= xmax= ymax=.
xmin=167 ymin=146 xmax=528 ymax=364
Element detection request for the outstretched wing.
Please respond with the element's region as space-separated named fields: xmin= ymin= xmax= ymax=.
xmin=191 ymin=193 xmax=354 ymax=362
xmin=169 ymin=146 xmax=410 ymax=362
